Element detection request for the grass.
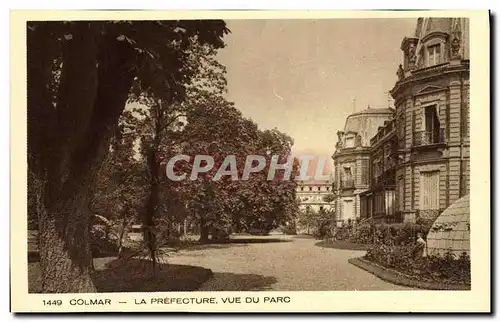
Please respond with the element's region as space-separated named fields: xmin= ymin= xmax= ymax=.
xmin=28 ymin=257 xmax=213 ymax=293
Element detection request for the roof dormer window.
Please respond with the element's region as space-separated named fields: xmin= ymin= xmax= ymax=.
xmin=427 ymin=44 xmax=441 ymax=66
xmin=345 ymin=136 xmax=355 ymax=148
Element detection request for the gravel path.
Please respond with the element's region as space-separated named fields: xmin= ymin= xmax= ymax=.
xmin=166 ymin=235 xmax=413 ymax=291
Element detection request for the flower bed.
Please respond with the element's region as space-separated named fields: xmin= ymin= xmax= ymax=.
xmin=364 ymin=244 xmax=470 ymax=286
xmin=349 ymin=257 xmax=470 ymax=290
xmin=323 ymin=220 xmax=471 ymax=287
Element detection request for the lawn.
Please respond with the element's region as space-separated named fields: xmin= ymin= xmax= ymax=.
xmin=28 ymin=257 xmax=213 ymax=293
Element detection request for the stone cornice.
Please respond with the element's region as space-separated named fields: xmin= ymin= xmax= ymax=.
xmin=332 ymin=147 xmax=371 ymax=159
xmin=391 ymin=60 xmax=469 ymax=103
xmin=401 ymin=36 xmax=419 ymax=50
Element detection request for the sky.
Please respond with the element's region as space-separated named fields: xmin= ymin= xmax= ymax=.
xmin=216 ymin=18 xmax=416 ymax=174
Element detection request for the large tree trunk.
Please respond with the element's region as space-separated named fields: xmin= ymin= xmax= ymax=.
xmin=36 ymin=23 xmax=100 ymax=293
xmin=28 ymin=22 xmax=137 ymax=293
xmin=38 ymin=179 xmax=96 ymax=293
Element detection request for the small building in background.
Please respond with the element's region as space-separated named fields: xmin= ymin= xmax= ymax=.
xmin=295 ymin=179 xmax=335 ymax=234
xmin=296 ymin=180 xmax=335 ymax=213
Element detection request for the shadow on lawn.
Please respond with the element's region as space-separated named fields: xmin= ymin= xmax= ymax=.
xmin=197 ymin=272 xmax=278 ymax=291
xmin=28 ymin=258 xmax=213 ymax=293
xmin=93 ymin=258 xmax=213 ymax=292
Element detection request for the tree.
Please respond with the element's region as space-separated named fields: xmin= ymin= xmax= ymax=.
xmin=297 ymin=207 xmax=317 ymax=235
xmin=90 ymin=112 xmax=147 ymax=257
xmin=178 ymin=101 xmax=260 ymax=242
xmin=314 ymin=208 xmax=336 ymax=239
xmin=130 ymin=39 xmax=230 ymax=262
xmin=167 ymin=102 xmax=300 ymax=242
xmin=231 ymin=129 xmax=300 ymax=233
xmin=27 ymin=20 xmax=229 ymax=292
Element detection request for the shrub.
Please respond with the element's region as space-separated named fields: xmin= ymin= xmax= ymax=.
xmin=349 ymin=223 xmax=373 ymax=244
xmin=335 ymin=222 xmax=426 ymax=245
xmin=313 ymin=218 xmax=334 ymax=240
xmin=365 ymin=244 xmax=470 ymax=284
xmin=91 ymin=227 xmax=120 ymax=258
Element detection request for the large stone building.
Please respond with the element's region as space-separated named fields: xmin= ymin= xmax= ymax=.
xmin=332 ymin=107 xmax=394 ymax=225
xmin=358 ymin=17 xmax=470 ymax=225
xmin=390 ymin=17 xmax=470 ymax=224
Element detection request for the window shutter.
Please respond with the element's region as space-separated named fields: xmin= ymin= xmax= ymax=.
xmin=420 ymin=171 xmax=440 ymax=210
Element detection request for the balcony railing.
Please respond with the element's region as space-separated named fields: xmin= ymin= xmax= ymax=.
xmin=340 ymin=178 xmax=355 ymax=189
xmin=413 ymin=129 xmax=445 ymax=147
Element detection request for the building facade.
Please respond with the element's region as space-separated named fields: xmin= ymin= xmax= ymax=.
xmin=296 ymin=180 xmax=335 ymax=212
xmin=332 ymin=107 xmax=394 ymax=225
xmin=357 ymin=18 xmax=470 ymax=225
xmin=359 ymin=118 xmax=399 ymax=223
xmin=390 ymin=17 xmax=470 ymax=224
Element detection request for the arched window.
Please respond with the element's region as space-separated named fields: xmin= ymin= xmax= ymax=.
xmin=420 ymin=31 xmax=448 ymax=67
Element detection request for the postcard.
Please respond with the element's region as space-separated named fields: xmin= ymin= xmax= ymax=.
xmin=10 ymin=10 xmax=490 ymax=313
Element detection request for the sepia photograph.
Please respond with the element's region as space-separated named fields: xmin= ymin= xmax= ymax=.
xmin=10 ymin=10 xmax=490 ymax=313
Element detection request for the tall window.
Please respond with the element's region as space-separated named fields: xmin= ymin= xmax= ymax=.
xmin=343 ymin=166 xmax=352 ymax=180
xmin=424 ymin=105 xmax=440 ymax=144
xmin=420 ymin=171 xmax=440 ymax=210
xmin=427 ymin=44 xmax=441 ymax=66
xmin=361 ymin=161 xmax=369 ymax=185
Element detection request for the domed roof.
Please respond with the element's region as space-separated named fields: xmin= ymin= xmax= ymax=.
xmin=348 ymin=108 xmax=394 ymax=117
xmin=343 ymin=107 xmax=393 ymax=147
xmin=427 ymin=194 xmax=470 ymax=257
